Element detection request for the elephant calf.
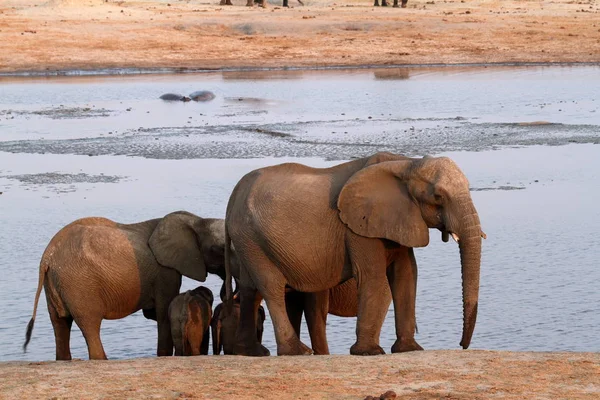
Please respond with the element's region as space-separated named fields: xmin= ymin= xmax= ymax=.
xmin=211 ymin=296 xmax=266 ymax=355
xmin=169 ymin=286 xmax=214 ymax=356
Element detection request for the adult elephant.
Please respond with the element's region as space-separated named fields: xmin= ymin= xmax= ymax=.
xmin=225 ymin=152 xmax=483 ymax=356
xmin=23 ymin=211 xmax=229 ymax=360
xmin=286 ymin=279 xmax=392 ymax=355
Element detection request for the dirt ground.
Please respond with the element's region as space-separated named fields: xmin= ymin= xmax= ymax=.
xmin=1 ymin=0 xmax=599 ymax=74
xmin=0 ymin=351 xmax=599 ymax=399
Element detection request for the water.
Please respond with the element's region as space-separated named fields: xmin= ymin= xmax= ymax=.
xmin=1 ymin=66 xmax=599 ymax=361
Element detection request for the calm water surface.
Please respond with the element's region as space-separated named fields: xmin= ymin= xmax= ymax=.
xmin=0 ymin=66 xmax=599 ymax=361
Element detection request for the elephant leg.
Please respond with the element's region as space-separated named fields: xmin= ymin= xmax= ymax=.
xmin=211 ymin=317 xmax=222 ymax=355
xmin=47 ymin=301 xmax=73 ymax=361
xmin=189 ymin=339 xmax=201 ymax=356
xmin=245 ymin=257 xmax=311 ymax=356
xmin=75 ymin=315 xmax=107 ymax=360
xmin=387 ymin=247 xmax=423 ymax=353
xmin=235 ymin=285 xmax=270 ymax=356
xmin=187 ymin=321 xmax=202 ymax=356
xmin=304 ymin=290 xmax=330 ymax=355
xmin=155 ymin=273 xmax=180 ymax=356
xmin=285 ymin=291 xmax=305 ymax=338
xmin=382 ymin=0 xmax=388 ymax=6
xmin=283 ymin=0 xmax=289 ymax=7
xmin=172 ymin=323 xmax=184 ymax=356
xmin=263 ymin=285 xmax=312 ymax=356
xmin=349 ymin=238 xmax=389 ymax=356
xmin=400 ymin=0 xmax=407 ymax=7
xmin=201 ymin=328 xmax=210 ymax=355
xmin=374 ymin=0 xmax=380 ymax=6
xmin=246 ymin=0 xmax=254 ymax=6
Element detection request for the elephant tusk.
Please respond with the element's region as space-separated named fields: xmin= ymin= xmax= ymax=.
xmin=481 ymin=231 xmax=487 ymax=240
xmin=451 ymin=233 xmax=460 ymax=243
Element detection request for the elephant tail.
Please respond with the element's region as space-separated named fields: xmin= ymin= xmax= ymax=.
xmin=24 ymin=262 xmax=49 ymax=352
xmin=224 ymin=225 xmax=234 ymax=312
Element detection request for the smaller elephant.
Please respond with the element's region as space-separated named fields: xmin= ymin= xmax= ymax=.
xmin=169 ymin=286 xmax=214 ymax=356
xmin=23 ymin=211 xmax=229 ymax=360
xmin=220 ymin=0 xmax=303 ymax=8
xmin=211 ymin=296 xmax=266 ymax=355
xmin=374 ymin=0 xmax=407 ymax=7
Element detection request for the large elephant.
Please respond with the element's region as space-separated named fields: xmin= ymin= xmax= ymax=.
xmin=23 ymin=211 xmax=228 ymax=360
xmin=224 ymin=152 xmax=484 ymax=356
xmin=286 ymin=279 xmax=392 ymax=355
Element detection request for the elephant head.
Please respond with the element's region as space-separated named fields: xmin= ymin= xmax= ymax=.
xmin=190 ymin=286 xmax=215 ymax=306
xmin=148 ymin=211 xmax=228 ymax=283
xmin=337 ymin=155 xmax=484 ymax=349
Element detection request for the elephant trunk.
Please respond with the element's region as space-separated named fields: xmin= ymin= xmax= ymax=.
xmin=454 ymin=195 xmax=482 ymax=349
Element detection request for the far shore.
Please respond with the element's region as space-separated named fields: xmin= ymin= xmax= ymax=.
xmin=1 ymin=350 xmax=599 ymax=399
xmin=1 ymin=61 xmax=599 ymax=78
xmin=1 ymin=0 xmax=599 ymax=75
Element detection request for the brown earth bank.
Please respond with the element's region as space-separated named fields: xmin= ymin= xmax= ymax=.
xmin=0 ymin=0 xmax=599 ymax=74
xmin=1 ymin=351 xmax=599 ymax=399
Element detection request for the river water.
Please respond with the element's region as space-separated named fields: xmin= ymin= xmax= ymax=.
xmin=1 ymin=66 xmax=599 ymax=361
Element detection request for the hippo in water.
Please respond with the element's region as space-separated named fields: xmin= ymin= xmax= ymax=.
xmin=189 ymin=91 xmax=216 ymax=102
xmin=160 ymin=93 xmax=191 ymax=102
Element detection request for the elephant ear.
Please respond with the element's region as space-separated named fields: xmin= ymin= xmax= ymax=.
xmin=148 ymin=211 xmax=207 ymax=282
xmin=337 ymin=161 xmax=429 ymax=248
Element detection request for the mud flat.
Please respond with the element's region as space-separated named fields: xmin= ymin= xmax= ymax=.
xmin=0 ymin=351 xmax=598 ymax=399
xmin=1 ymin=0 xmax=600 ymax=75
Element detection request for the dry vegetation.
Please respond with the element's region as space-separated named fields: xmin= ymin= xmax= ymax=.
xmin=0 ymin=0 xmax=599 ymax=73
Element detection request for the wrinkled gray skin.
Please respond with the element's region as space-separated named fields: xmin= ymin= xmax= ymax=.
xmin=374 ymin=0 xmax=407 ymax=7
xmin=23 ymin=211 xmax=229 ymax=360
xmin=160 ymin=93 xmax=191 ymax=102
xmin=169 ymin=286 xmax=214 ymax=356
xmin=225 ymin=152 xmax=483 ymax=356
xmin=189 ymin=91 xmax=216 ymax=102
xmin=211 ymin=297 xmax=266 ymax=355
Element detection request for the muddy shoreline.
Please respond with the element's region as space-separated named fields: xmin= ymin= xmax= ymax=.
xmin=1 ymin=351 xmax=599 ymax=399
xmin=1 ymin=61 xmax=600 ymax=78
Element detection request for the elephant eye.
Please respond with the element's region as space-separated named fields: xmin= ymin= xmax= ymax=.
xmin=434 ymin=194 xmax=443 ymax=202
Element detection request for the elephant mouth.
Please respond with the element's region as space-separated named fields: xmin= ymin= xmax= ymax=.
xmin=441 ymin=229 xmax=487 ymax=243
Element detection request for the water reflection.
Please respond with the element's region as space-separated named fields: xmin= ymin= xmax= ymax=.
xmin=373 ymin=68 xmax=410 ymax=80
xmin=221 ymin=70 xmax=304 ymax=80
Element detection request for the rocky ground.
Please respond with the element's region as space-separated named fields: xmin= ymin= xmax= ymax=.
xmin=1 ymin=351 xmax=599 ymax=399
xmin=1 ymin=0 xmax=599 ymax=74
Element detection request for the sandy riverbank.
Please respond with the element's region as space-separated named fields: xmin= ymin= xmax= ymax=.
xmin=1 ymin=351 xmax=599 ymax=399
xmin=1 ymin=0 xmax=599 ymax=74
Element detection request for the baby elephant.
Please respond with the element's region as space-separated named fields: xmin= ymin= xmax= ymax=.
xmin=211 ymin=296 xmax=266 ymax=355
xmin=169 ymin=286 xmax=214 ymax=356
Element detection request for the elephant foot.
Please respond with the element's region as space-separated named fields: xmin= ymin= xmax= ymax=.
xmin=350 ymin=342 xmax=385 ymax=356
xmin=234 ymin=342 xmax=271 ymax=357
xmin=278 ymin=340 xmax=313 ymax=356
xmin=391 ymin=338 xmax=424 ymax=353
xmin=401 ymin=3 xmax=407 ymax=7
